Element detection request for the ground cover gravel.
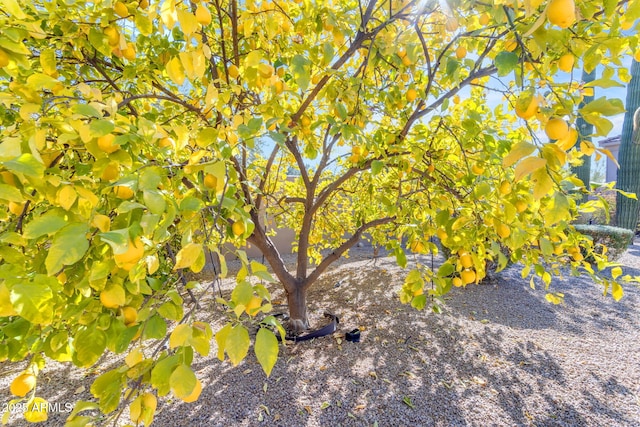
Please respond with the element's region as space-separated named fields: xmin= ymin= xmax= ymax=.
xmin=1 ymin=241 xmax=639 ymax=426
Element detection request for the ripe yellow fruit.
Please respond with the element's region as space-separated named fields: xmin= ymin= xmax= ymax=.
xmin=143 ymin=392 xmax=157 ymax=411
xmin=114 ymin=185 xmax=134 ymax=199
xmin=10 ymin=373 xmax=36 ymax=397
xmin=158 ymin=137 xmax=174 ymax=148
xmin=436 ymin=228 xmax=448 ymax=241
xmin=406 ymin=88 xmax=418 ymax=102
xmin=452 ymin=277 xmax=463 ymax=287
xmin=258 ymin=63 xmax=274 ymax=79
xmin=461 ymin=269 xmax=476 ymax=285
xmin=459 ymin=252 xmax=473 ymax=268
xmin=104 ymin=27 xmax=120 ymax=46
xmin=115 ymin=237 xmax=145 ymax=271
xmin=100 ymin=284 xmax=126 ymax=308
xmin=547 ymin=0 xmax=576 ymax=29
xmin=455 ymin=46 xmax=467 ymax=59
xmin=0 ymin=49 xmax=9 ymax=68
xmin=122 ymin=42 xmax=136 ymax=60
xmin=558 ymin=53 xmax=575 ymax=72
xmin=453 ymin=94 xmax=460 ymax=104
xmin=401 ymin=55 xmax=412 ymax=67
xmin=515 ymin=199 xmax=528 ymax=213
xmin=515 ymin=93 xmax=539 ymax=120
xmin=232 ymin=220 xmax=245 ymax=236
xmin=505 ymin=39 xmax=518 ymax=52
xmin=97 ymin=134 xmax=119 ymax=154
xmin=312 ymin=73 xmax=322 ymax=85
xmin=228 ymin=64 xmax=239 ymax=79
xmin=122 ymin=306 xmax=138 ymax=326
xmin=499 ymin=180 xmax=512 ymax=195
xmin=204 ymin=174 xmax=217 ymax=190
xmin=301 ymin=115 xmax=311 ymax=127
xmin=496 ymin=223 xmax=511 ymax=238
xmin=91 ymin=214 xmax=111 ymax=233
xmin=180 ymin=379 xmax=202 ymax=403
xmin=196 ymin=4 xmax=212 ymax=25
xmin=139 ymin=0 xmax=149 ymax=8
xmin=114 ymin=1 xmax=129 ymax=18
xmin=479 ymin=13 xmax=489 ymax=26
xmin=471 ymin=163 xmax=484 ymax=175
xmin=545 ymin=118 xmax=570 ymax=140
xmin=635 ymin=50 xmax=640 ymax=62
xmin=8 ymin=201 xmax=25 ymax=216
xmin=101 ymin=163 xmax=119 ymax=181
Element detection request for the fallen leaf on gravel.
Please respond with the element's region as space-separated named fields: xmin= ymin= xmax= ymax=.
xmin=348 ymin=412 xmax=356 ymax=419
xmin=273 ymin=414 xmax=281 ymax=421
xmin=304 ymin=405 xmax=312 ymax=415
xmin=258 ymin=413 xmax=264 ymax=422
xmin=263 ymin=383 xmax=268 ymax=392
xmin=402 ymin=396 xmax=415 ymax=409
xmin=441 ymin=381 xmax=452 ymax=389
xmin=480 ymin=319 xmax=490 ymax=324
xmin=471 ymin=376 xmax=487 ymax=386
xmin=74 ymin=386 xmax=85 ymax=394
xmin=259 ymin=404 xmax=270 ymax=415
xmin=243 ymin=369 xmax=252 ymax=374
xmin=354 ymin=404 xmax=366 ymax=410
xmin=320 ymin=401 xmax=331 ymax=410
xmin=319 ymin=365 xmax=327 ymax=371
xmin=369 ymin=371 xmax=377 ymax=379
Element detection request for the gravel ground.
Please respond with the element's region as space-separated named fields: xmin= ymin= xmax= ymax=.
xmin=1 ymin=241 xmax=640 ymax=427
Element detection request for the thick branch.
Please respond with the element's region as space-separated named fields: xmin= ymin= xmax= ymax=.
xmin=304 ymin=216 xmax=396 ymax=287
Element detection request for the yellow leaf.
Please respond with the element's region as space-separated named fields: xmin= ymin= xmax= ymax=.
xmin=215 ymin=323 xmax=232 ymax=361
xmin=597 ymin=148 xmax=620 ymax=168
xmin=177 ymin=9 xmax=199 ymax=37
xmin=40 ymin=49 xmax=57 ymax=76
xmin=503 ymin=141 xmax=536 ymax=168
xmin=169 ymin=324 xmax=192 ymax=348
xmin=255 ymin=328 xmax=278 ymax=376
xmin=24 ymin=397 xmax=48 ymax=423
xmin=532 ymin=168 xmax=554 ymax=199
xmin=166 ymin=57 xmax=185 ymax=86
xmin=146 ymin=254 xmax=160 ymax=274
xmin=125 ymin=348 xmax=144 ymax=367
xmin=57 ymin=185 xmax=78 ymax=210
xmin=611 ymin=282 xmax=624 ymax=301
xmin=91 ymin=214 xmax=111 ymax=232
xmin=160 ymin=0 xmax=177 ymax=29
xmin=611 ymin=267 xmax=622 ymax=280
xmin=225 ymin=324 xmax=250 ymax=366
xmin=580 ymin=140 xmax=595 ymax=156
xmin=1 ymin=0 xmax=26 ymax=19
xmin=245 ymin=50 xmax=262 ymax=68
xmin=169 ymin=364 xmax=197 ymax=399
xmin=514 ymin=156 xmax=547 ymax=181
xmin=173 ymin=243 xmax=203 ymax=270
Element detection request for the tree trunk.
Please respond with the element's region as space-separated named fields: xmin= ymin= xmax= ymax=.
xmin=572 ymin=67 xmax=596 ymax=203
xmin=616 ymin=60 xmax=640 ymax=230
xmin=285 ymin=284 xmax=309 ymax=333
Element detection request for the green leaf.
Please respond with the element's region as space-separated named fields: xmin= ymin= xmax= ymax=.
xmin=3 ymin=153 xmax=45 ymax=177
xmin=0 ymin=183 xmax=23 ymax=202
xmin=9 ymin=275 xmax=55 ymax=324
xmin=255 ymin=328 xmax=278 ymax=376
xmin=143 ymin=315 xmax=167 ymax=340
xmin=411 ymin=294 xmax=427 ymax=310
xmin=151 ymin=355 xmax=180 ymax=396
xmin=73 ymin=327 xmax=107 ymax=367
xmin=169 ymin=364 xmax=197 ymax=399
xmin=231 ymin=280 xmax=253 ymax=306
xmin=371 ymin=160 xmax=384 ymax=175
xmin=584 ymin=78 xmax=624 ymax=88
xmin=580 ymin=97 xmax=625 ymax=116
xmin=89 ymin=120 xmax=115 ymax=137
xmin=395 ymin=247 xmax=407 ymax=268
xmin=291 ymin=54 xmax=311 ymax=91
xmin=437 ymin=262 xmax=455 ymax=277
xmin=45 ymin=223 xmax=89 ymax=275
xmin=225 ymin=324 xmax=250 ymax=366
xmin=90 ymin=369 xmax=124 ymax=414
xmin=169 ymin=324 xmax=193 ymax=349
xmin=494 ymin=51 xmax=519 ymax=76
xmin=23 ymin=210 xmax=68 ymax=239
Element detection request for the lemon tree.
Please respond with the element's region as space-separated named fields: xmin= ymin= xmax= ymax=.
xmin=0 ymin=0 xmax=638 ymax=424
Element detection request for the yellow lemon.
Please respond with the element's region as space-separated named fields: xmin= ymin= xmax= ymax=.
xmin=471 ymin=163 xmax=484 ymax=175
xmin=410 ymin=240 xmax=426 ymax=253
xmin=228 ymin=64 xmax=239 ymax=79
xmin=122 ymin=43 xmax=136 ymax=60
xmin=100 ymin=284 xmax=126 ymax=309
xmin=497 ymin=223 xmax=511 ymax=238
xmin=479 ymin=13 xmax=489 ymax=26
xmin=452 ymin=277 xmax=463 ymax=287
xmin=97 ymin=134 xmax=119 ymax=154
xmin=122 ymin=306 xmax=138 ymax=326
xmin=114 ymin=237 xmax=145 ymax=270
xmin=499 ymin=181 xmax=512 ymax=195
xmin=203 ymin=174 xmax=217 ymax=190
xmin=8 ymin=201 xmax=25 ymax=216
xmin=406 ymin=88 xmax=418 ymax=102
xmin=558 ymin=53 xmax=575 ymax=72
xmin=547 ymin=0 xmax=576 ymax=29
xmin=515 ymin=92 xmax=539 ymax=120
xmin=10 ymin=373 xmax=36 ymax=397
xmin=455 ymin=46 xmax=467 ymax=59
xmin=101 ymin=163 xmax=119 ymax=181
xmin=114 ymin=185 xmax=134 ymax=199
xmin=545 ymin=118 xmax=570 ymax=140
xmin=104 ymin=27 xmax=120 ymax=46
xmin=461 ymin=269 xmax=476 ymax=285
xmin=232 ymin=221 xmax=246 ymax=236
xmin=459 ymin=252 xmax=473 ymax=268
xmin=114 ymin=1 xmax=129 ymax=18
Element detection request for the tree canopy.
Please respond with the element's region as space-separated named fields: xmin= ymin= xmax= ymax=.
xmin=1 ymin=0 xmax=639 ymax=424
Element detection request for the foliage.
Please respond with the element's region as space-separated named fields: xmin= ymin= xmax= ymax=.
xmin=616 ymin=60 xmax=640 ymax=229
xmin=573 ymin=224 xmax=634 ymax=261
xmin=0 ymin=0 xmax=639 ymax=424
